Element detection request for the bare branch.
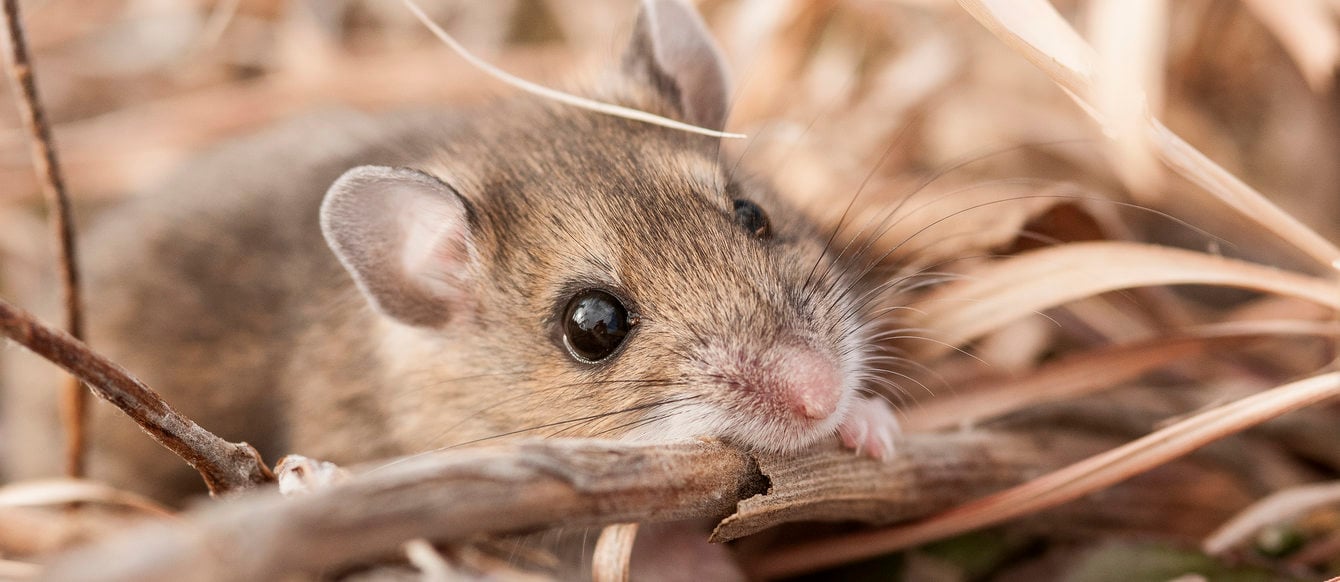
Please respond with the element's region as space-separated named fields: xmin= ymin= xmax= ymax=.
xmin=44 ymin=439 xmax=764 ymax=581
xmin=38 ymin=433 xmax=1123 ymax=581
xmin=0 ymin=0 xmax=88 ymax=478
xmin=37 ymin=429 xmax=1265 ymax=581
xmin=0 ymin=298 xmax=273 ymax=494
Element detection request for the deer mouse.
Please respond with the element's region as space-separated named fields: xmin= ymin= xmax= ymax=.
xmin=2 ymin=0 xmax=901 ymax=503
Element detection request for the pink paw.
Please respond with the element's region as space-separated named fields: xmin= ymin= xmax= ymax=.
xmin=837 ymin=396 xmax=901 ymax=461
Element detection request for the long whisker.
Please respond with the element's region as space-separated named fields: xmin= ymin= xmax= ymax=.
xmin=808 ymin=139 xmax=1101 ymax=301
xmin=419 ymin=378 xmax=693 ymax=449
xmin=440 ymin=395 xmax=700 ymax=449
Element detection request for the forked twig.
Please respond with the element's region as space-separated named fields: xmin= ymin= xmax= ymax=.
xmin=0 ymin=0 xmax=88 ymax=478
xmin=0 ymin=298 xmax=273 ymax=495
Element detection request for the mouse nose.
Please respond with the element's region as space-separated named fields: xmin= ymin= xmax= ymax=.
xmin=773 ymin=344 xmax=842 ymax=420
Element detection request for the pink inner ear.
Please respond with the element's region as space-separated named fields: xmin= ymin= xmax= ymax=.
xmin=631 ymin=0 xmax=732 ymax=130
xmin=397 ymin=195 xmax=473 ymax=297
xmin=322 ymin=165 xmax=476 ymax=328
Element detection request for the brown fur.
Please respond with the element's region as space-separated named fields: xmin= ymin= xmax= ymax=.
xmin=2 ymin=3 xmax=885 ymax=504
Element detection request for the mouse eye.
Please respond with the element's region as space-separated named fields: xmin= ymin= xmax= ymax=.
xmin=562 ymin=290 xmax=633 ymax=363
xmin=732 ymin=199 xmax=771 ymax=239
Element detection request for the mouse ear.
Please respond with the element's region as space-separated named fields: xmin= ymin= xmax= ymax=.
xmin=623 ymin=0 xmax=732 ymax=130
xmin=321 ymin=165 xmax=476 ymax=328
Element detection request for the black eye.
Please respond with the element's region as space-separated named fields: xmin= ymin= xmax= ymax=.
xmin=732 ymin=199 xmax=771 ymax=239
xmin=562 ymin=290 xmax=633 ymax=363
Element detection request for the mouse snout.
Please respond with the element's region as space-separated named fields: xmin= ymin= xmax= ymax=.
xmin=701 ymin=340 xmax=845 ymax=423
xmin=773 ymin=345 xmax=842 ymax=420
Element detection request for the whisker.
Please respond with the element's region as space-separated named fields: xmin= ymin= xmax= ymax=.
xmin=440 ymin=395 xmax=701 ymax=449
xmin=420 ymin=377 xmax=694 ymax=447
xmin=808 ymin=138 xmax=1104 ymax=303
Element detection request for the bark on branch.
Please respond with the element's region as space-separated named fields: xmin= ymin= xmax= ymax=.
xmin=0 ymin=298 xmax=273 ymax=494
xmin=41 ymin=432 xmax=1111 ymax=582
xmin=35 ymin=426 xmax=1265 ymax=581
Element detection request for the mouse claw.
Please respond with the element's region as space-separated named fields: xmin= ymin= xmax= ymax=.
xmin=837 ymin=396 xmax=901 ymax=461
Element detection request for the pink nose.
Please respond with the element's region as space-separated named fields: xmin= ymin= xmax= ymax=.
xmin=774 ymin=345 xmax=842 ymax=420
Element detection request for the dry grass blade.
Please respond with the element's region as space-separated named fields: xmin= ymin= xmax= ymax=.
xmin=909 ymin=334 xmax=1178 ymax=431
xmin=908 ymin=242 xmax=1340 ymax=359
xmin=0 ymin=0 xmax=88 ymax=479
xmin=0 ymin=479 xmax=174 ymax=518
xmin=1086 ymin=0 xmax=1166 ymax=198
xmin=398 ymin=0 xmax=746 ymax=140
xmin=908 ymin=320 xmax=1340 ymax=431
xmin=751 ymin=371 xmax=1340 ymax=578
xmin=0 ymin=298 xmax=273 ymax=494
xmin=956 ymin=0 xmax=1340 ymax=271
xmin=592 ymin=523 xmax=639 ymax=582
xmin=1240 ymin=0 xmax=1340 ymax=92
xmin=404 ymin=538 xmax=453 ymax=582
xmin=1203 ymin=480 xmax=1340 ymax=555
xmin=0 ymin=558 xmax=40 ymax=579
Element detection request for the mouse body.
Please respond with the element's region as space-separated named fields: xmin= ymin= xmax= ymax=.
xmin=2 ymin=0 xmax=899 ymax=503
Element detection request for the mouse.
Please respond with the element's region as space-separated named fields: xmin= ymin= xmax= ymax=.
xmin=2 ymin=0 xmax=901 ymax=505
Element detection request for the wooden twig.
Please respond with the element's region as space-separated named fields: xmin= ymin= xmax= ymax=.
xmin=39 ymin=429 xmax=1264 ymax=581
xmin=44 ymin=439 xmax=765 ymax=581
xmin=0 ymin=0 xmax=88 ymax=479
xmin=0 ymin=298 xmax=273 ymax=495
xmin=35 ymin=431 xmax=1152 ymax=582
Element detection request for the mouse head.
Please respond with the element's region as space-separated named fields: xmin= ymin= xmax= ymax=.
xmin=320 ymin=0 xmax=882 ymax=454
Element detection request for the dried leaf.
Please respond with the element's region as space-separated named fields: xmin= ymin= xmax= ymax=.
xmin=1240 ymin=0 xmax=1340 ymax=92
xmin=908 ymin=242 xmax=1340 ymax=359
xmin=956 ymin=0 xmax=1340 ymax=270
xmin=906 ymin=320 xmax=1340 ymax=431
xmin=0 ymin=479 xmax=173 ymax=518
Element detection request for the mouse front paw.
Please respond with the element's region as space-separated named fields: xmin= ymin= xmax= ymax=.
xmin=837 ymin=395 xmax=901 ymax=461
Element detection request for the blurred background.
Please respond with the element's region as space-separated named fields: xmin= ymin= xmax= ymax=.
xmin=0 ymin=0 xmax=1336 ymax=258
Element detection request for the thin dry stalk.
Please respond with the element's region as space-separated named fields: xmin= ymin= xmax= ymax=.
xmin=748 ymin=371 xmax=1340 ymax=578
xmin=0 ymin=0 xmax=87 ymax=478
xmin=592 ymin=523 xmax=638 ymax=582
xmin=956 ymin=0 xmax=1340 ymax=272
xmin=0 ymin=479 xmax=175 ymax=519
xmin=400 ymin=0 xmax=745 ymax=140
xmin=0 ymin=298 xmax=273 ymax=495
xmin=909 ymin=242 xmax=1340 ymax=359
xmin=0 ymin=558 xmax=40 ymax=579
xmin=404 ymin=538 xmax=453 ymax=582
xmin=1203 ymin=480 xmax=1340 ymax=554
xmin=906 ymin=320 xmax=1340 ymax=431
